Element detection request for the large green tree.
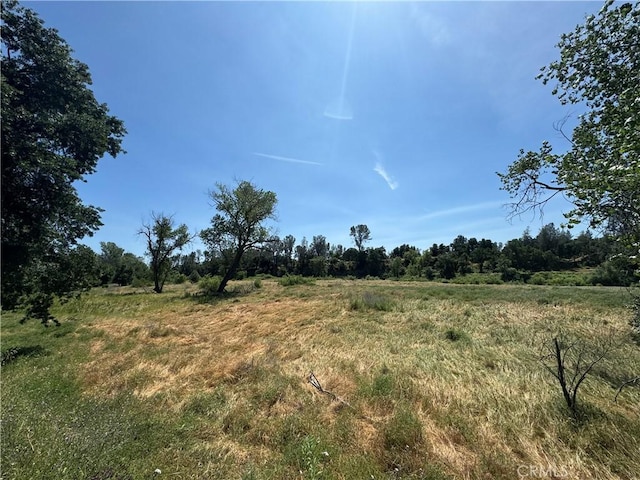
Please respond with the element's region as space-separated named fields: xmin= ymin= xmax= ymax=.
xmin=200 ymin=181 xmax=277 ymax=293
xmin=1 ymin=0 xmax=126 ymax=323
xmin=499 ymin=0 xmax=639 ymax=251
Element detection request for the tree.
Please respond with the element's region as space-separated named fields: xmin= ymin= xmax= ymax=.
xmin=311 ymin=235 xmax=329 ymax=258
xmin=1 ymin=0 xmax=126 ymax=323
xmin=350 ymin=224 xmax=371 ymax=252
xmin=540 ymin=331 xmax=615 ymax=415
xmin=98 ymin=241 xmax=125 ymax=284
xmin=498 ymin=1 xmax=639 ymax=250
xmin=200 ymin=180 xmax=277 ymax=293
xmin=138 ymin=213 xmax=193 ymax=293
xmin=282 ymin=234 xmax=296 ymax=270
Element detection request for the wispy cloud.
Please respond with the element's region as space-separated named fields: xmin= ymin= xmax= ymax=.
xmin=372 ymin=150 xmax=398 ymax=190
xmin=418 ymin=201 xmax=504 ymax=221
xmin=253 ymin=152 xmax=322 ymax=166
xmin=409 ymin=4 xmax=451 ymax=47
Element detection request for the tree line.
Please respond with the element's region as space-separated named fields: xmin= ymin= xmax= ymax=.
xmin=86 ymin=219 xmax=638 ymax=292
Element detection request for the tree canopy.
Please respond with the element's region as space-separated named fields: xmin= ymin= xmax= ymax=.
xmin=1 ymin=0 xmax=126 ymax=323
xmin=138 ymin=213 xmax=192 ymax=293
xmin=350 ymin=224 xmax=371 ymax=252
xmin=498 ymin=0 xmax=639 ymax=251
xmin=200 ymin=180 xmax=277 ymax=293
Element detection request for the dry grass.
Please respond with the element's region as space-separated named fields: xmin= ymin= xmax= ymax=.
xmin=4 ymin=279 xmax=638 ymax=479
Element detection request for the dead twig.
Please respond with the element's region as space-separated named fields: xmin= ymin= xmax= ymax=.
xmin=615 ymin=375 xmax=640 ymax=403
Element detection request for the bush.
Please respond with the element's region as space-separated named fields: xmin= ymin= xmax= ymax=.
xmin=253 ymin=278 xmax=262 ymax=289
xmin=188 ymin=270 xmax=201 ymax=283
xmin=173 ymin=273 xmax=188 ymax=284
xmin=199 ymin=275 xmax=222 ymax=296
xmin=279 ymin=275 xmax=314 ymax=286
xmin=131 ymin=277 xmax=151 ymax=288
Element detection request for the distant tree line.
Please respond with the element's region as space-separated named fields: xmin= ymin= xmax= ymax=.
xmin=83 ymin=222 xmax=638 ymax=290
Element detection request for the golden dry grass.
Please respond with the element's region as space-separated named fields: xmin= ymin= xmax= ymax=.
xmin=63 ymin=279 xmax=640 ymax=479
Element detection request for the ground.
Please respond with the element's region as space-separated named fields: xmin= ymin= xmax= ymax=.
xmin=1 ymin=279 xmax=638 ymax=479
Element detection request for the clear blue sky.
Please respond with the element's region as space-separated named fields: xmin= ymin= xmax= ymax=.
xmin=26 ymin=1 xmax=603 ymax=258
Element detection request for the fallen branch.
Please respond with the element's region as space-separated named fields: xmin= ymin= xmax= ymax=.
xmin=615 ymin=375 xmax=640 ymax=403
xmin=308 ymin=372 xmax=352 ymax=409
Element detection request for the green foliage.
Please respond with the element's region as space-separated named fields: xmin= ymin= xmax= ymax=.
xmin=528 ymin=271 xmax=590 ymax=286
xmin=253 ymin=278 xmax=262 ymax=289
xmin=98 ymin=242 xmax=150 ymax=286
xmin=278 ymin=275 xmax=314 ymax=286
xmin=199 ymin=275 xmax=222 ymax=296
xmin=1 ymin=0 xmax=126 ymax=323
xmin=201 ymin=180 xmax=277 ymax=293
xmin=188 ymin=270 xmax=201 ymax=283
xmin=349 ymin=224 xmax=371 ymax=251
xmin=590 ymin=256 xmax=639 ymax=286
xmin=138 ymin=213 xmax=192 ymax=293
xmin=499 ymin=0 xmax=640 ymax=251
xmin=450 ymin=273 xmax=504 ymax=285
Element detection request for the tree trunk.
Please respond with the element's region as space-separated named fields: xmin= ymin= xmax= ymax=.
xmin=153 ymin=262 xmax=163 ymax=293
xmin=217 ymin=248 xmax=244 ymax=293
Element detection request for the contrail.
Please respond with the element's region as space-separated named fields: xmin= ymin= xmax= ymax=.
xmin=324 ymin=3 xmax=357 ymax=120
xmin=253 ymin=152 xmax=322 ymax=166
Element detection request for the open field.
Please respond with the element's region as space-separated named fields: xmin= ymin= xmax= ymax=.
xmin=2 ymin=280 xmax=639 ymax=479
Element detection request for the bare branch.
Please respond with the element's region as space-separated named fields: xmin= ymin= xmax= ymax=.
xmin=615 ymin=375 xmax=640 ymax=403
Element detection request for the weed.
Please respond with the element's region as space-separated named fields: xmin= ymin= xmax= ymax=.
xmin=444 ymin=328 xmax=470 ymax=343
xmin=349 ymin=291 xmax=395 ymax=311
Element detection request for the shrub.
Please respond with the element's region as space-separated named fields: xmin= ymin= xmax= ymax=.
xmin=253 ymin=278 xmax=262 ymax=289
xmin=199 ymin=275 xmax=222 ymax=296
xmin=188 ymin=270 xmax=201 ymax=283
xmin=279 ymin=275 xmax=314 ymax=286
xmin=445 ymin=328 xmax=470 ymax=343
xmin=173 ymin=273 xmax=188 ymax=284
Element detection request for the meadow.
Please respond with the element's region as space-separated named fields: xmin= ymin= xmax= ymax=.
xmin=1 ymin=279 xmax=639 ymax=480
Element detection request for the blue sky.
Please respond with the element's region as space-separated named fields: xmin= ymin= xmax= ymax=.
xmin=26 ymin=1 xmax=603 ymax=257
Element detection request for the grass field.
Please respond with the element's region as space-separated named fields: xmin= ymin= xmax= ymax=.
xmin=1 ymin=280 xmax=639 ymax=479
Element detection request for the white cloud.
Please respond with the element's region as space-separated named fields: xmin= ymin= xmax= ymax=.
xmin=372 ymin=150 xmax=398 ymax=190
xmin=253 ymin=152 xmax=322 ymax=166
